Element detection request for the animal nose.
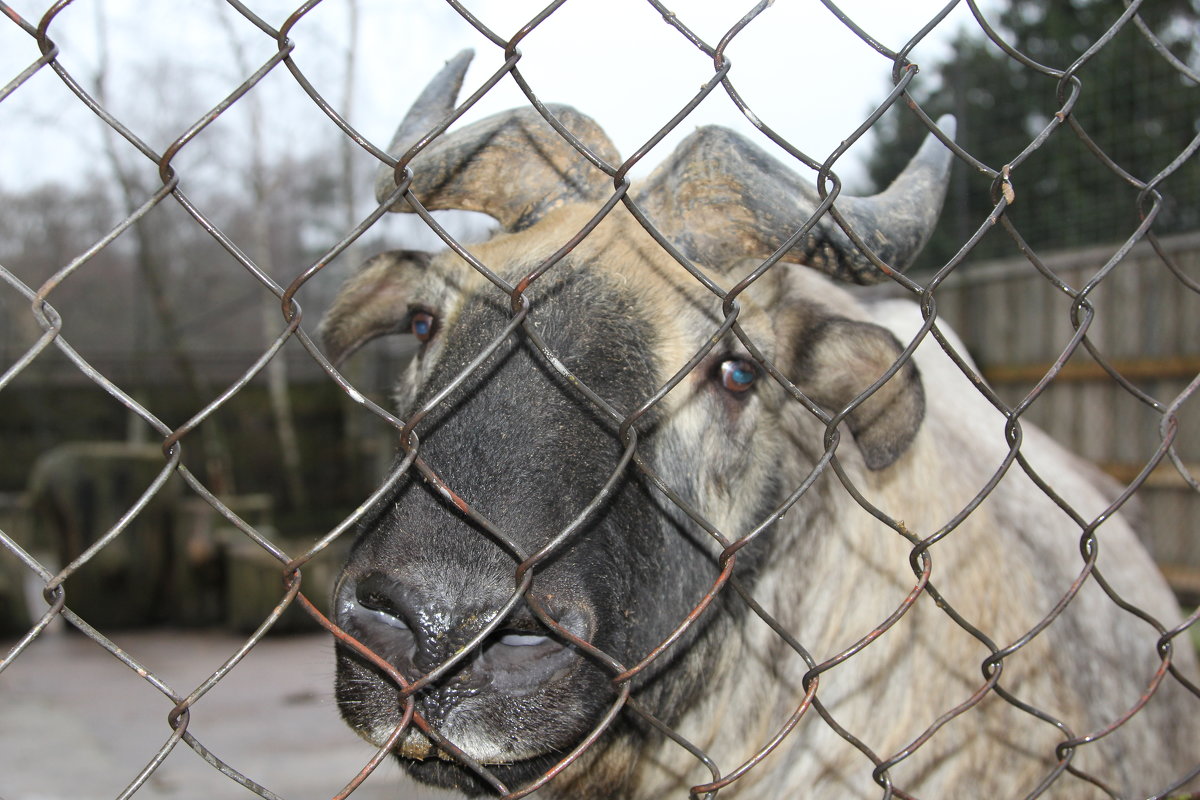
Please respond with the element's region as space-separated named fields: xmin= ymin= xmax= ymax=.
xmin=336 ymin=572 xmax=590 ymax=692
xmin=342 ymin=572 xmax=427 ymax=669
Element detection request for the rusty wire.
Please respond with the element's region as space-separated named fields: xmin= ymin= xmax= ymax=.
xmin=1 ymin=1 xmax=1199 ymax=798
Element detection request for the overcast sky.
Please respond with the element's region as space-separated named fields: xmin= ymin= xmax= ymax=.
xmin=1 ymin=0 xmax=997 ymax=199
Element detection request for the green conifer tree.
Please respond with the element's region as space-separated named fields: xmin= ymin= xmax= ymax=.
xmin=866 ymin=0 xmax=1200 ymax=269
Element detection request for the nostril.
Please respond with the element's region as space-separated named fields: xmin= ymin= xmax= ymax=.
xmin=354 ymin=572 xmax=430 ymax=628
xmin=338 ymin=574 xmax=594 ymax=692
xmin=341 ymin=573 xmax=419 ymax=668
xmin=356 ymin=578 xmax=409 ymax=627
xmin=359 ymin=598 xmax=414 ymax=633
xmin=480 ymin=631 xmax=568 ymax=675
xmin=473 ymin=609 xmax=589 ymax=694
xmin=497 ymin=632 xmax=552 ymax=648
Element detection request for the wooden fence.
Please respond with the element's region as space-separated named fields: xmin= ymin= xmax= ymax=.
xmin=930 ymin=231 xmax=1200 ymax=597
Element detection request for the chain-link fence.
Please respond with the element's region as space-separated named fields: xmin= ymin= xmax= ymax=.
xmin=1 ymin=1 xmax=1198 ymax=799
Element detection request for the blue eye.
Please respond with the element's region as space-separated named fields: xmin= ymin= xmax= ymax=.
xmin=411 ymin=311 xmax=436 ymax=342
xmin=719 ymin=359 xmax=758 ymax=393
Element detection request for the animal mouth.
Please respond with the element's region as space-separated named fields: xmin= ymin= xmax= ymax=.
xmin=342 ymin=585 xmax=589 ymax=695
xmin=335 ymin=580 xmax=601 ymax=764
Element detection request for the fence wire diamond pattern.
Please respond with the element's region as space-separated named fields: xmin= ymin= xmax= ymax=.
xmin=1 ymin=2 xmax=1198 ymax=799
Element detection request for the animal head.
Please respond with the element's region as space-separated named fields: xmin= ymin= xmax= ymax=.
xmin=322 ymin=50 xmax=953 ymax=795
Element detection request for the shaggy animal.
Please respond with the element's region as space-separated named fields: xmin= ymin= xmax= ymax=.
xmin=322 ymin=52 xmax=1199 ymax=798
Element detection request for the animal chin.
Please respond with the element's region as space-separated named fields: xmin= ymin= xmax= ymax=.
xmin=395 ymin=724 xmax=566 ymax=798
xmin=388 ymin=705 xmax=553 ymax=766
xmin=396 ymin=729 xmax=514 ymax=765
xmin=397 ymin=729 xmax=436 ymax=761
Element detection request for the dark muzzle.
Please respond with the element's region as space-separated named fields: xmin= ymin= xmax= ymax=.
xmin=336 ymin=570 xmax=592 ymax=695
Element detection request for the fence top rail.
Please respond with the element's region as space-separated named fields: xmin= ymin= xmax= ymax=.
xmin=937 ymin=229 xmax=1200 ymax=287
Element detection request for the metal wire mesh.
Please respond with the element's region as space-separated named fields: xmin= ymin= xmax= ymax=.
xmin=1 ymin=1 xmax=1198 ymax=798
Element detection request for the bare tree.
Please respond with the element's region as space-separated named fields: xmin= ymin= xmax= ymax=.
xmin=92 ymin=4 xmax=235 ymax=492
xmin=212 ymin=1 xmax=306 ymax=508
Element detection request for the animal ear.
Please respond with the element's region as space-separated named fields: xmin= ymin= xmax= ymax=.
xmin=320 ymin=249 xmax=432 ymax=367
xmin=795 ymin=317 xmax=925 ymax=470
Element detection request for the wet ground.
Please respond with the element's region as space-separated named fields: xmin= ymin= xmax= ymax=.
xmin=0 ymin=630 xmax=458 ymax=800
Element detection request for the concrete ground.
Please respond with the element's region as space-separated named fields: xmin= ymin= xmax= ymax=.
xmin=0 ymin=629 xmax=461 ymax=800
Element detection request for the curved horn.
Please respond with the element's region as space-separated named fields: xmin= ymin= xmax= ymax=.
xmin=634 ymin=117 xmax=956 ymax=282
xmin=376 ymin=50 xmax=620 ymax=231
xmin=375 ymin=49 xmax=473 ymax=191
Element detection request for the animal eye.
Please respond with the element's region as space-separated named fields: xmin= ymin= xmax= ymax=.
xmin=719 ymin=358 xmax=758 ymax=393
xmin=411 ymin=310 xmax=436 ymax=343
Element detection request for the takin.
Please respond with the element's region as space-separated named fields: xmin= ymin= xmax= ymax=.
xmin=321 ymin=51 xmax=1199 ymax=799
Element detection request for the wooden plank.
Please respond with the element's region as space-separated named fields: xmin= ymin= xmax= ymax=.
xmin=983 ymin=355 xmax=1200 ymax=385
xmin=937 ymin=230 xmax=1200 ymax=287
xmin=1158 ymin=563 xmax=1200 ymax=604
xmin=1098 ymin=461 xmax=1200 ymax=489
